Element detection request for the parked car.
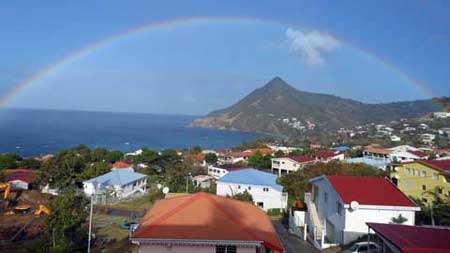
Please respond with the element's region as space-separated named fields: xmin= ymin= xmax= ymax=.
xmin=340 ymin=242 xmax=381 ymax=253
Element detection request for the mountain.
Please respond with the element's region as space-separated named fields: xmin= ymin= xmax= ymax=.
xmin=190 ymin=77 xmax=448 ymax=136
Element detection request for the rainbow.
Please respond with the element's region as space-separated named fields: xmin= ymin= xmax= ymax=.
xmin=0 ymin=16 xmax=437 ymax=108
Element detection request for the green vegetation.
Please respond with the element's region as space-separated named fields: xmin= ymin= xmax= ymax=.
xmin=205 ymin=153 xmax=218 ymax=164
xmin=278 ymin=161 xmax=385 ymax=204
xmin=0 ymin=153 xmax=19 ymax=170
xmin=231 ymin=190 xmax=253 ymax=203
xmin=247 ymin=152 xmax=272 ymax=171
xmin=412 ymin=188 xmax=450 ymax=226
xmin=34 ymin=189 xmax=89 ymax=252
xmin=391 ymin=214 xmax=408 ymax=224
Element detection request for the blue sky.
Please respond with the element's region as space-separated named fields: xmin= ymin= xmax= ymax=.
xmin=0 ymin=0 xmax=449 ymax=115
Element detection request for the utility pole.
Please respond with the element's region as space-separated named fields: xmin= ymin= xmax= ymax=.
xmin=88 ymin=183 xmax=98 ymax=253
xmin=186 ymin=172 xmax=191 ymax=193
xmin=430 ymin=203 xmax=435 ymax=226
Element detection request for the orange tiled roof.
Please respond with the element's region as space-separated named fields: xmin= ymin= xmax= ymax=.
xmin=244 ymin=148 xmax=273 ymax=155
xmin=186 ymin=153 xmax=206 ymax=162
xmin=112 ymin=161 xmax=132 ymax=168
xmin=131 ymin=192 xmax=284 ymax=252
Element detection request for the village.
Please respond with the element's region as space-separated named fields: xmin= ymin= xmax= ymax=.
xmin=0 ymin=111 xmax=449 ymax=253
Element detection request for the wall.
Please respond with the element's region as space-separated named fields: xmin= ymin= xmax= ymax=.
xmin=137 ymin=244 xmax=256 ymax=253
xmin=271 ymin=158 xmax=301 ymax=175
xmin=208 ymin=166 xmax=228 ymax=179
xmin=216 ymin=182 xmax=286 ymax=210
xmin=392 ymin=162 xmax=450 ymax=202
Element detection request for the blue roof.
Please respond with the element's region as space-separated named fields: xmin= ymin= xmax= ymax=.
xmin=217 ymin=168 xmax=283 ymax=191
xmin=331 ymin=146 xmax=351 ymax=152
xmin=85 ymin=170 xmax=146 ymax=186
xmin=344 ymin=157 xmax=389 ymax=168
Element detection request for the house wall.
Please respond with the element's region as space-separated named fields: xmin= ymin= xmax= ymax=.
xmin=343 ymin=207 xmax=416 ymax=244
xmin=216 ymin=182 xmax=287 ymax=210
xmin=271 ymin=158 xmax=309 ymax=175
xmin=208 ymin=166 xmax=228 ymax=179
xmin=83 ymin=177 xmax=147 ymax=199
xmin=9 ymin=180 xmax=29 ymax=190
xmin=137 ymin=244 xmax=256 ymax=253
xmin=391 ymin=162 xmax=450 ymax=202
xmin=311 ymin=178 xmax=345 ymax=244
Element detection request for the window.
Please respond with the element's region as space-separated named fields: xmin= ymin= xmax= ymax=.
xmin=422 ymin=198 xmax=428 ymax=203
xmin=405 ymin=181 xmax=412 ymax=189
xmin=263 ymin=187 xmax=269 ymax=192
xmin=237 ymin=185 xmax=241 ymax=189
xmin=421 ymin=171 xmax=426 ymax=177
xmin=248 ymin=186 xmax=251 ymax=190
xmin=216 ymin=245 xmax=236 ymax=253
xmin=438 ymin=187 xmax=443 ymax=194
xmin=422 ymin=185 xmax=427 ymax=191
xmin=336 ymin=202 xmax=342 ymax=215
xmin=432 ymin=172 xmax=439 ymax=180
xmin=324 ymin=192 xmax=328 ymax=203
xmin=357 ymin=245 xmax=368 ymax=252
xmin=414 ymin=169 xmax=420 ymax=176
xmin=406 ymin=168 xmax=411 ymax=174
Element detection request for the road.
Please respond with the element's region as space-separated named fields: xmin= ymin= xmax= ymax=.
xmin=272 ymin=221 xmax=320 ymax=253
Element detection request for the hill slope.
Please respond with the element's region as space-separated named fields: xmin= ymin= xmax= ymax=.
xmin=190 ymin=77 xmax=447 ymax=136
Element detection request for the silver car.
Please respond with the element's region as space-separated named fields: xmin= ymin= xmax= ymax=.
xmin=340 ymin=242 xmax=381 ymax=253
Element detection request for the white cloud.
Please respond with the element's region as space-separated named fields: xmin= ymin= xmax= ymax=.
xmin=286 ymin=28 xmax=341 ymax=66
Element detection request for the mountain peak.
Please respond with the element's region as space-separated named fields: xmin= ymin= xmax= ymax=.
xmin=261 ymin=76 xmax=294 ymax=92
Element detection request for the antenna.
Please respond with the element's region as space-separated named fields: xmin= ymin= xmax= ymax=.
xmin=162 ymin=187 xmax=169 ymax=195
xmin=350 ymin=201 xmax=359 ymax=211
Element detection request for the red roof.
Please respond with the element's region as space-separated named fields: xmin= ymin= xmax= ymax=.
xmin=408 ymin=150 xmax=428 ymax=158
xmin=244 ymin=148 xmax=273 ymax=155
xmin=367 ymin=223 xmax=450 ymax=253
xmin=421 ymin=160 xmax=450 ymax=172
xmin=112 ymin=161 xmax=132 ymax=168
xmin=287 ymin=155 xmax=314 ymax=163
xmin=3 ymin=168 xmax=37 ymax=183
xmin=326 ymin=176 xmax=417 ymax=207
xmin=131 ymin=192 xmax=284 ymax=252
xmin=315 ymin=150 xmax=338 ymax=159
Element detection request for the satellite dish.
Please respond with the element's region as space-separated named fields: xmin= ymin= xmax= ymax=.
xmin=162 ymin=187 xmax=170 ymax=194
xmin=156 ymin=183 xmax=162 ymax=190
xmin=350 ymin=201 xmax=359 ymax=211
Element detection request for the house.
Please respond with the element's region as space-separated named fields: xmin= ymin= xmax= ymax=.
xmin=83 ymin=170 xmax=147 ymax=203
xmin=185 ymin=153 xmax=207 ymax=166
xmin=111 ymin=161 xmax=134 ymax=171
xmin=208 ymin=164 xmax=252 ymax=179
xmin=390 ymin=135 xmax=401 ymax=142
xmin=390 ymin=160 xmax=450 ymax=202
xmin=389 ymin=150 xmax=428 ymax=163
xmin=271 ymin=155 xmax=314 ymax=176
xmin=367 ymin=222 xmax=450 ymax=253
xmin=218 ymin=151 xmax=252 ymax=164
xmin=130 ymin=192 xmax=284 ymax=253
xmin=125 ymin=149 xmax=143 ymax=156
xmin=192 ymin=175 xmax=213 ymax=189
xmin=313 ymin=150 xmax=345 ymax=162
xmin=3 ymin=168 xmax=37 ymax=190
xmin=363 ymin=144 xmax=392 ymax=160
xmin=268 ymin=145 xmax=303 ymax=154
xmin=433 ymin=111 xmax=450 ymax=119
xmin=216 ymin=168 xmax=288 ymax=211
xmin=343 ymin=157 xmax=390 ymax=170
xmin=303 ymin=175 xmax=419 ymax=249
xmin=420 ymin=133 xmax=436 ymax=145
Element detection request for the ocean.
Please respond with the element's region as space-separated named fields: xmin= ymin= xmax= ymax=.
xmin=0 ymin=108 xmax=260 ymax=157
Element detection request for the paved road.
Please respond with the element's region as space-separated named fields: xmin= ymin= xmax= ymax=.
xmin=272 ymin=221 xmax=319 ymax=253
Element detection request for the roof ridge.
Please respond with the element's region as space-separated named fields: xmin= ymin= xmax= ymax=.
xmin=201 ymin=193 xmax=283 ymax=253
xmin=136 ymin=194 xmax=202 ymax=232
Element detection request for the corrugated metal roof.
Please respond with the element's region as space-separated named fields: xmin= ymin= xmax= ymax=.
xmin=85 ymin=170 xmax=146 ymax=186
xmin=217 ymin=168 xmax=283 ymax=191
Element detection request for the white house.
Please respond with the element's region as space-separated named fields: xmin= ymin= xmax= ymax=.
xmin=271 ymin=155 xmax=314 ymax=176
xmin=303 ymin=175 xmax=419 ymax=249
xmin=312 ymin=150 xmax=345 ymax=162
xmin=216 ymin=168 xmax=288 ymax=211
xmin=207 ymin=164 xmax=252 ymax=179
xmin=390 ymin=135 xmax=401 ymax=142
xmin=389 ymin=150 xmax=428 ymax=163
xmin=433 ymin=112 xmax=450 ymax=119
xmin=83 ymin=170 xmax=147 ymax=203
xmin=191 ymin=174 xmax=213 ymax=189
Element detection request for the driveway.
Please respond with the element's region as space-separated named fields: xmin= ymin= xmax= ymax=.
xmin=272 ymin=221 xmax=320 ymax=253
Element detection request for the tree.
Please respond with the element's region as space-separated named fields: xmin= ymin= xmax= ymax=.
xmin=231 ymin=190 xmax=253 ymax=203
xmin=205 ymin=153 xmax=218 ymax=164
xmin=391 ymin=214 xmax=408 ymax=224
xmin=247 ymin=152 xmax=272 ymax=171
xmin=77 ymin=162 xmax=110 ymax=181
xmin=0 ymin=153 xmax=19 ymax=170
xmin=39 ymin=189 xmax=89 ymax=252
xmin=105 ymin=150 xmax=124 ymax=163
xmin=191 ymin=146 xmax=202 ymax=154
xmin=19 ymin=158 xmax=42 ymax=169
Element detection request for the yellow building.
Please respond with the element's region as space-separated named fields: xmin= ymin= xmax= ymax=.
xmin=390 ymin=160 xmax=450 ymax=202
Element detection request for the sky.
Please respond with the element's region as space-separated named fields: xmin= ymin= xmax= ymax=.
xmin=0 ymin=0 xmax=449 ymax=115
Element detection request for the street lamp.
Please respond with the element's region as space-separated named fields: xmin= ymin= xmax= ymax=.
xmin=186 ymin=172 xmax=192 ymax=193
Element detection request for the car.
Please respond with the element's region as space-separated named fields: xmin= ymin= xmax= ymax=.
xmin=340 ymin=242 xmax=381 ymax=253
